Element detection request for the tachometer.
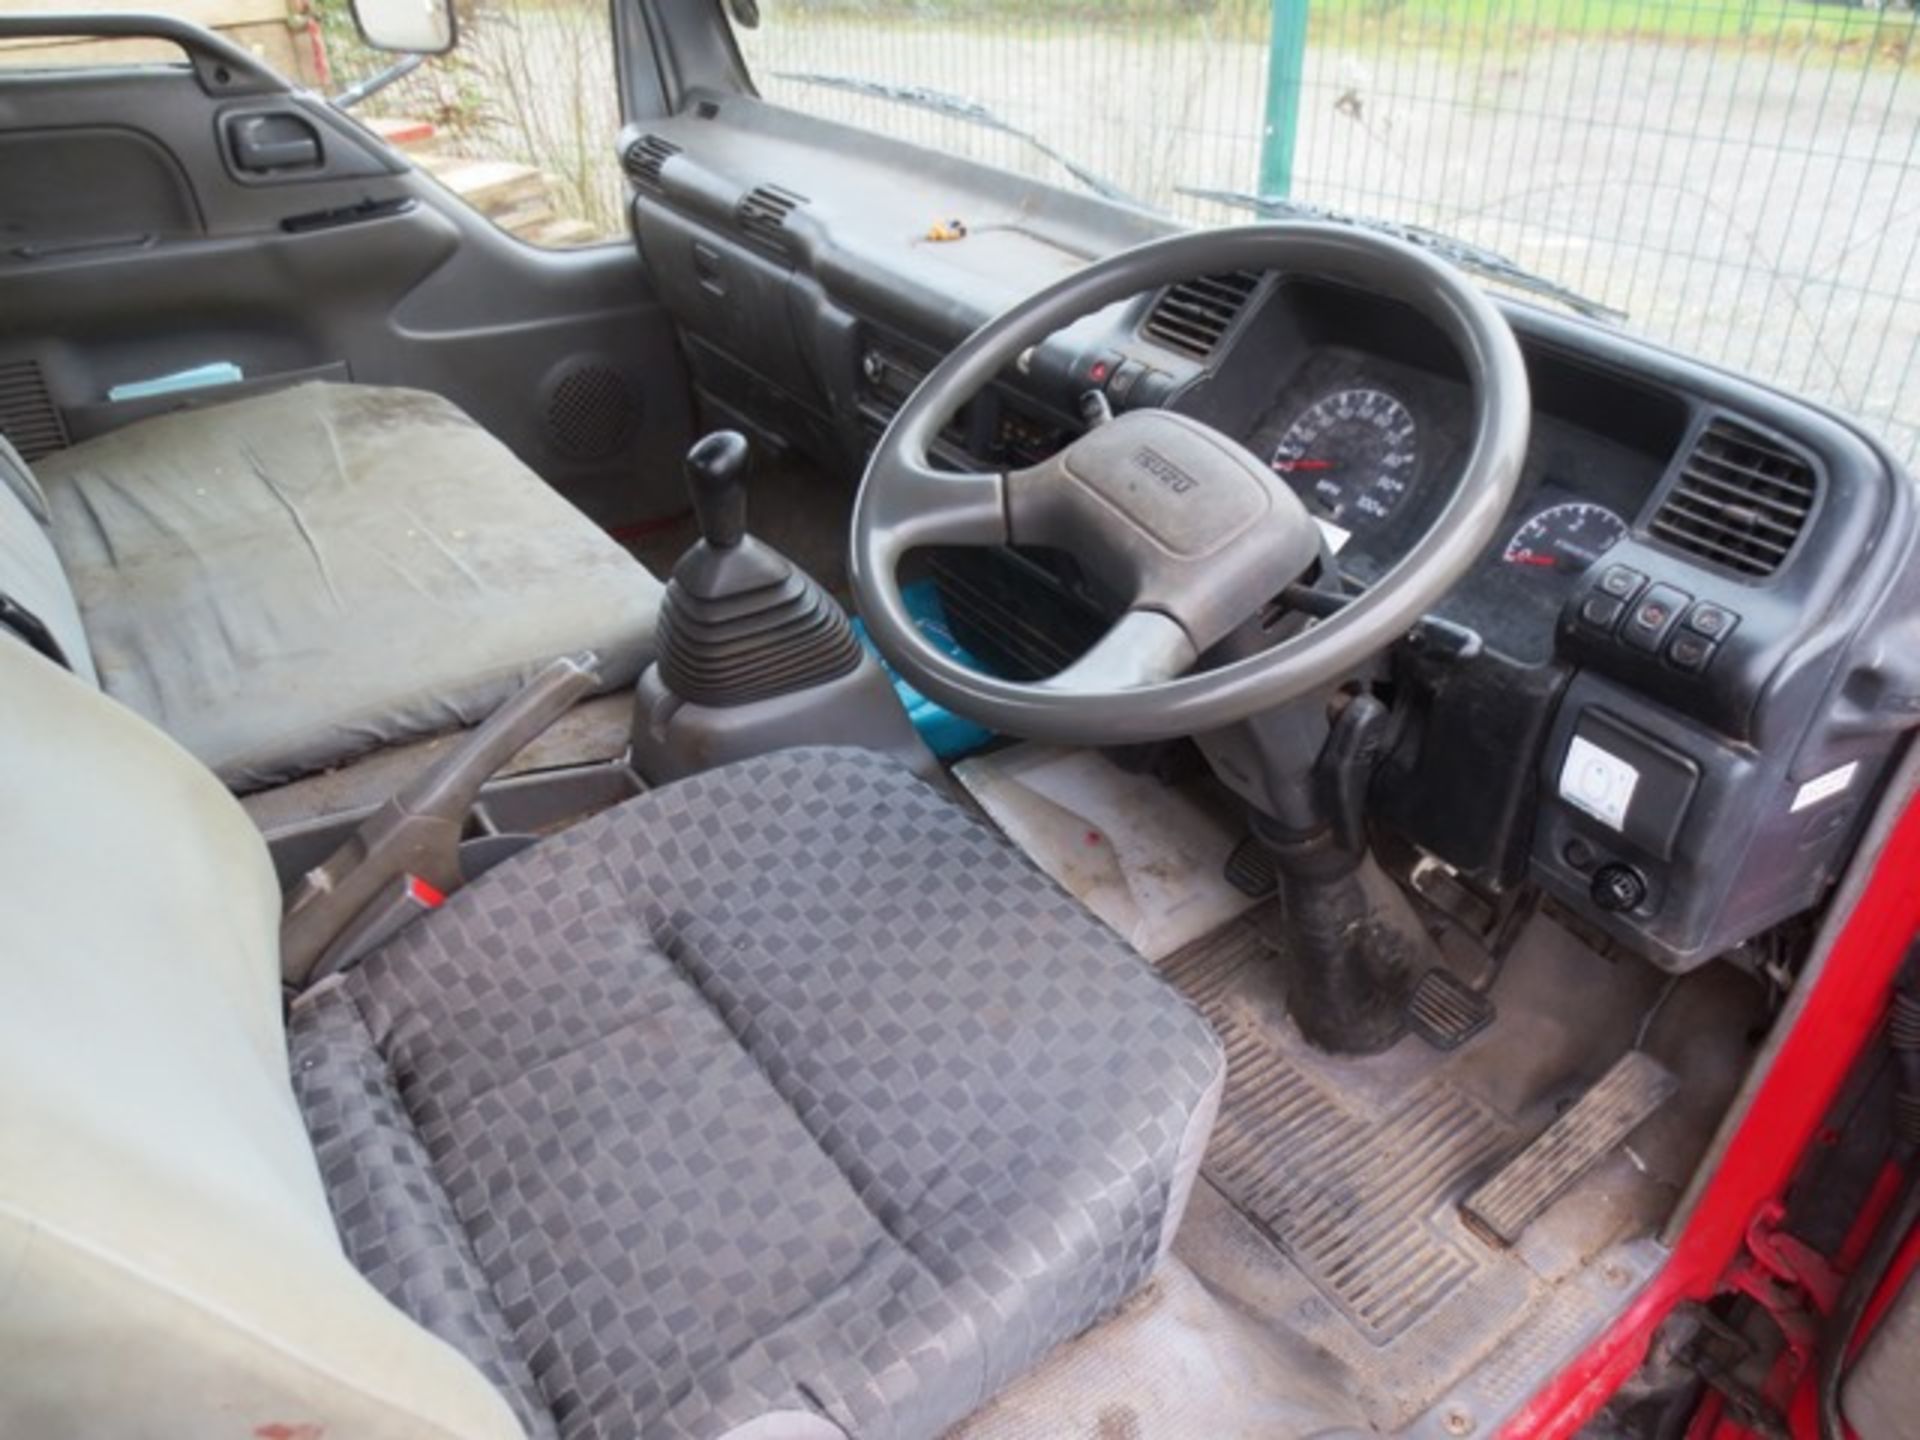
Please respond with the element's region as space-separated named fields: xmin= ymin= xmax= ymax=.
xmin=1502 ymin=501 xmax=1627 ymax=575
xmin=1269 ymin=388 xmax=1420 ymax=529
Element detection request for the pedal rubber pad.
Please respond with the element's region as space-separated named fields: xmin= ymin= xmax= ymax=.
xmin=1463 ymin=1050 xmax=1679 ymax=1247
xmin=1407 ymin=968 xmax=1495 ymax=1051
xmin=1223 ymin=835 xmax=1277 ymax=898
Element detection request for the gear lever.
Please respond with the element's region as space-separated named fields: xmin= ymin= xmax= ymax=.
xmin=685 ymin=430 xmax=749 ymax=550
xmin=630 ymin=431 xmax=937 ymax=784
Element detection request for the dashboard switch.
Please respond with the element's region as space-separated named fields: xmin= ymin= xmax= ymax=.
xmin=1622 ymin=583 xmax=1692 ymax=653
xmin=1579 ymin=593 xmax=1626 ymax=631
xmin=1107 ymin=359 xmax=1147 ymax=403
xmin=1666 ymin=630 xmax=1717 ymax=673
xmin=1685 ymin=602 xmax=1739 ymax=641
xmin=1591 ymin=862 xmax=1648 ymax=913
xmin=1597 ymin=564 xmax=1647 ymax=601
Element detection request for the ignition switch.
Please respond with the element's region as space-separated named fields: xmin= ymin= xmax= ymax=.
xmin=1591 ymin=861 xmax=1649 ymax=914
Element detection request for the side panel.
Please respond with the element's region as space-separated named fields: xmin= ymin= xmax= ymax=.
xmin=0 ymin=53 xmax=691 ymax=524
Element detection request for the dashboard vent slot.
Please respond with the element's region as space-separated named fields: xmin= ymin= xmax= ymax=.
xmin=1141 ymin=270 xmax=1262 ymax=359
xmin=736 ymin=184 xmax=806 ymax=255
xmin=0 ymin=359 xmax=68 ymax=461
xmin=1649 ymin=419 xmax=1818 ymax=578
xmin=622 ymin=133 xmax=679 ymax=192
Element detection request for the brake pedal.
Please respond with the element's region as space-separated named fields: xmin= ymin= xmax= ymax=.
xmin=1463 ymin=1050 xmax=1679 ymax=1247
xmin=1224 ymin=835 xmax=1276 ymax=898
xmin=1407 ymin=968 xmax=1495 ymax=1050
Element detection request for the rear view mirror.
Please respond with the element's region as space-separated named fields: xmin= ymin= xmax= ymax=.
xmin=348 ymin=0 xmax=456 ymax=54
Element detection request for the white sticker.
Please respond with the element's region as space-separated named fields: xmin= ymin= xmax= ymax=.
xmin=1560 ymin=734 xmax=1640 ymax=832
xmin=1314 ymin=516 xmax=1352 ymax=554
xmin=1791 ymin=761 xmax=1859 ymax=813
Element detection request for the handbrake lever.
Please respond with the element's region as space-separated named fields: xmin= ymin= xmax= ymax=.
xmin=281 ymin=653 xmax=603 ymax=988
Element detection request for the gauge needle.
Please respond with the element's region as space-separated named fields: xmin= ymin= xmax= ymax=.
xmin=1274 ymin=458 xmax=1334 ymax=473
xmin=1510 ymin=551 xmax=1558 ymax=568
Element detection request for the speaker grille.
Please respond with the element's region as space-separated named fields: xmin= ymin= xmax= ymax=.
xmin=543 ymin=363 xmax=638 ymax=461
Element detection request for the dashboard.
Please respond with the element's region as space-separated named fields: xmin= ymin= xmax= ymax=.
xmin=621 ymin=95 xmax=1920 ymax=975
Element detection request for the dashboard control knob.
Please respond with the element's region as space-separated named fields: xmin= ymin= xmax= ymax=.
xmin=1591 ymin=862 xmax=1648 ymax=914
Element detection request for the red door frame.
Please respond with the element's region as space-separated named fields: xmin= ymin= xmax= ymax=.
xmin=1501 ymin=783 xmax=1920 ymax=1439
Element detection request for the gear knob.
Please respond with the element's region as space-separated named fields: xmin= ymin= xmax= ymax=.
xmin=684 ymin=430 xmax=750 ymax=550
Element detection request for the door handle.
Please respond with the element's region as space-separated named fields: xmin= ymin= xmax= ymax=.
xmin=228 ymin=113 xmax=322 ymax=174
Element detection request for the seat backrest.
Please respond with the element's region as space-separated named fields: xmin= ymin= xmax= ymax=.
xmin=0 ymin=434 xmax=95 ymax=684
xmin=0 ymin=638 xmax=523 ymax=1439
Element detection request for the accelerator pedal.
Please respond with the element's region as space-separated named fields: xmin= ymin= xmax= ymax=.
xmin=1463 ymin=1050 xmax=1679 ymax=1247
xmin=1406 ymin=968 xmax=1496 ymax=1051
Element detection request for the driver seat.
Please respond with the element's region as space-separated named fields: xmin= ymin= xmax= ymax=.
xmin=0 ymin=637 xmax=1224 ymax=1440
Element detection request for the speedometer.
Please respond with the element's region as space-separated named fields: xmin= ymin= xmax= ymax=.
xmin=1269 ymin=388 xmax=1419 ymax=529
xmin=1502 ymin=501 xmax=1627 ymax=575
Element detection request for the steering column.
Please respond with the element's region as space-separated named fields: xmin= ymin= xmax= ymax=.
xmin=849 ymin=221 xmax=1532 ymax=1055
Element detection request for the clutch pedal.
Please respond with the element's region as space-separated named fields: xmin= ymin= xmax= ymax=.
xmin=1463 ymin=1050 xmax=1679 ymax=1247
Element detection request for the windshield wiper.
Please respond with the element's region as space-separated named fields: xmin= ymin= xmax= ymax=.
xmin=1177 ymin=187 xmax=1625 ymax=324
xmin=771 ymin=71 xmax=1147 ymax=210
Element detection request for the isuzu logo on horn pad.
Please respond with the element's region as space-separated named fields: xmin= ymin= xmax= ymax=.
xmin=1051 ymin=408 xmax=1280 ymax=559
xmin=1131 ymin=445 xmax=1200 ymax=495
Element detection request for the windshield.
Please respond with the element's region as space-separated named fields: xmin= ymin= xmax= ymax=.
xmin=735 ymin=0 xmax=1920 ymax=468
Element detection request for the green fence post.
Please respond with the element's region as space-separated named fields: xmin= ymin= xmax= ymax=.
xmin=1259 ymin=0 xmax=1309 ymax=200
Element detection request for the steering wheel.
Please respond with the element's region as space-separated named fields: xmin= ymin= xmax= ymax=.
xmin=850 ymin=223 xmax=1532 ymax=745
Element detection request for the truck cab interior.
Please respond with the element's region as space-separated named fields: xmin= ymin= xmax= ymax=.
xmin=3 ymin=4 xmax=1920 ymax=1439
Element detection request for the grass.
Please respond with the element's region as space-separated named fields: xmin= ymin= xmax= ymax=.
xmin=767 ymin=0 xmax=1917 ymax=63
xmin=1309 ymin=0 xmax=1915 ymax=55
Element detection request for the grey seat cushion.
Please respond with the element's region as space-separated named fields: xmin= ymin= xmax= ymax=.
xmin=288 ymin=748 xmax=1225 ymax=1440
xmin=36 ymin=382 xmax=663 ymax=791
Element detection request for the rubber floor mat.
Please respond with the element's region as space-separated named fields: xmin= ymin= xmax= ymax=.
xmin=1161 ymin=916 xmax=1514 ymax=1346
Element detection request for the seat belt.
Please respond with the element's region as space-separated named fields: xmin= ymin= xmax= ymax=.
xmin=0 ymin=588 xmax=71 ymax=672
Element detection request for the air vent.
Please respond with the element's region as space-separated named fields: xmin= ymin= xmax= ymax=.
xmin=1140 ymin=270 xmax=1262 ymax=359
xmin=736 ymin=184 xmax=806 ymax=256
xmin=1649 ymin=419 xmax=1818 ymax=578
xmin=0 ymin=359 xmax=68 ymax=461
xmin=621 ymin=133 xmax=679 ymax=193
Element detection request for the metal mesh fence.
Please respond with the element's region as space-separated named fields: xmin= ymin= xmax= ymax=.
xmin=320 ymin=0 xmax=1919 ymax=466
xmin=739 ymin=0 xmax=1920 ymax=466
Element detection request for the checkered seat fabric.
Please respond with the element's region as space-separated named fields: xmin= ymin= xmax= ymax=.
xmin=288 ymin=748 xmax=1225 ymax=1440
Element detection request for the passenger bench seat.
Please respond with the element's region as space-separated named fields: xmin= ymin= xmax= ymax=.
xmin=30 ymin=382 xmax=663 ymax=791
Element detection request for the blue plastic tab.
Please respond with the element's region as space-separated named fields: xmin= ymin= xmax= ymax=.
xmin=853 ymin=580 xmax=995 ymax=760
xmin=108 ymin=362 xmax=245 ymax=402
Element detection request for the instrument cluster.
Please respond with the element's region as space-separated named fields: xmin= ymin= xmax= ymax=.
xmin=1248 ymin=347 xmax=1666 ymax=664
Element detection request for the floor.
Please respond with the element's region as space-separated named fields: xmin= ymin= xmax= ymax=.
xmin=953 ymin=790 xmax=1768 ymax=1439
